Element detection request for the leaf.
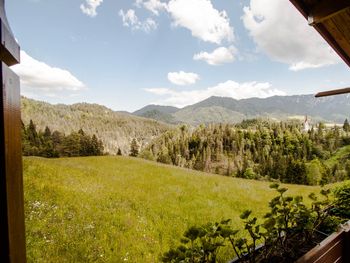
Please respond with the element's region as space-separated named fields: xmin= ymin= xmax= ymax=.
xmin=270 ymin=183 xmax=280 ymax=189
xmin=277 ymin=188 xmax=288 ymax=194
xmin=294 ymin=196 xmax=303 ymax=203
xmin=263 ymin=218 xmax=276 ymax=229
xmin=184 ymin=226 xmax=204 ymax=241
xmin=308 ymin=193 xmax=317 ymax=201
xmin=220 ymin=227 xmax=239 ymax=238
xmin=180 ymin=238 xmax=189 ymax=244
xmin=320 ymin=189 xmax=330 ymax=197
xmin=220 ymin=218 xmax=231 ymax=225
xmin=240 ymin=210 xmax=252 ymax=219
xmin=285 ymin=196 xmax=293 ymax=202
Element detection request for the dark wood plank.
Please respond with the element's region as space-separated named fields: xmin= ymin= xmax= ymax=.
xmin=331 ymin=9 xmax=350 ymax=44
xmin=308 ymin=0 xmax=350 ymax=25
xmin=328 ymin=9 xmax=350 ymax=59
xmin=315 ymin=87 xmax=350 ymax=97
xmin=314 ymin=239 xmax=342 ymax=263
xmin=289 ymin=0 xmax=350 ymax=67
xmin=296 ymin=232 xmax=344 ymax=262
xmin=0 ymin=62 xmax=26 ymax=262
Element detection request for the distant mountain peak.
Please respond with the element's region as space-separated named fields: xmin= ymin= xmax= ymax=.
xmin=133 ymin=94 xmax=349 ymax=125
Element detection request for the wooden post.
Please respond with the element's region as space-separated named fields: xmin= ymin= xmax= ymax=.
xmin=0 ymin=0 xmax=26 ymax=262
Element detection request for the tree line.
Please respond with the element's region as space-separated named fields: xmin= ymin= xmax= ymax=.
xmin=140 ymin=119 xmax=350 ymax=185
xmin=22 ymin=120 xmax=104 ymax=157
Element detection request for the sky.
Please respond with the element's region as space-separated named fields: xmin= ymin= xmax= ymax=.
xmin=6 ymin=0 xmax=350 ymax=112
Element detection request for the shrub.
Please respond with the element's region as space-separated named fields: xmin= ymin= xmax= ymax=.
xmin=331 ymin=181 xmax=350 ymax=220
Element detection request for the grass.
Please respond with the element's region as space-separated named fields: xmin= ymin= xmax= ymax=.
xmin=24 ymin=156 xmax=321 ymax=262
xmin=325 ymin=145 xmax=350 ymax=167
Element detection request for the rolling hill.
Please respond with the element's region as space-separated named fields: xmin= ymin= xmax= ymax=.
xmin=133 ymin=94 xmax=350 ymax=125
xmin=21 ymin=97 xmax=172 ymax=155
xmin=24 ymin=156 xmax=320 ymax=262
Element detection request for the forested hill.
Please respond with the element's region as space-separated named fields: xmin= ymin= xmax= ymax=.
xmin=134 ymin=94 xmax=350 ymax=125
xmin=21 ymin=97 xmax=171 ymax=155
xmin=140 ymin=121 xmax=350 ymax=185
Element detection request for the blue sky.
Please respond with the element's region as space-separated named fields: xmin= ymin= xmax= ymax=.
xmin=6 ymin=0 xmax=350 ymax=112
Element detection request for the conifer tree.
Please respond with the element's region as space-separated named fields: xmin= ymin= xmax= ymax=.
xmin=129 ymin=138 xmax=139 ymax=157
xmin=343 ymin=118 xmax=350 ymax=132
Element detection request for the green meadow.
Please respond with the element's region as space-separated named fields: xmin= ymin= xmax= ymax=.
xmin=24 ymin=156 xmax=320 ymax=262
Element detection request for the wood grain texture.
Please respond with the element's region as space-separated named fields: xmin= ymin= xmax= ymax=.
xmin=315 ymin=87 xmax=350 ymax=97
xmin=297 ymin=222 xmax=350 ymax=263
xmin=289 ymin=0 xmax=350 ymax=68
xmin=0 ymin=62 xmax=26 ymax=262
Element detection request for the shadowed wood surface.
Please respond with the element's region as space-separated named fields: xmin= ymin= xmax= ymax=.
xmin=0 ymin=0 xmax=26 ymax=262
xmin=0 ymin=0 xmax=20 ymax=66
xmin=0 ymin=63 xmax=26 ymax=262
xmin=315 ymin=87 xmax=350 ymax=97
xmin=296 ymin=222 xmax=350 ymax=263
xmin=290 ymin=0 xmax=350 ymax=68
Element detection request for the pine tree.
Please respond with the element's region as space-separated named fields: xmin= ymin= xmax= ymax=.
xmin=129 ymin=138 xmax=139 ymax=157
xmin=343 ymin=118 xmax=350 ymax=132
xmin=117 ymin=148 xmax=122 ymax=156
xmin=27 ymin=119 xmax=39 ymax=147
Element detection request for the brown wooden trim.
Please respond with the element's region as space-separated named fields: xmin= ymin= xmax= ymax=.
xmin=0 ymin=0 xmax=20 ymax=66
xmin=308 ymin=0 xmax=350 ymax=25
xmin=297 ymin=221 xmax=350 ymax=263
xmin=313 ymin=22 xmax=350 ymax=68
xmin=289 ymin=0 xmax=350 ymax=68
xmin=289 ymin=0 xmax=309 ymax=19
xmin=315 ymin=87 xmax=350 ymax=97
xmin=296 ymin=232 xmax=344 ymax=262
xmin=0 ymin=63 xmax=26 ymax=262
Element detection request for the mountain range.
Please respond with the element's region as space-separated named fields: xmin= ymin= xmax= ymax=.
xmin=21 ymin=94 xmax=350 ymax=155
xmin=133 ymin=94 xmax=350 ymax=125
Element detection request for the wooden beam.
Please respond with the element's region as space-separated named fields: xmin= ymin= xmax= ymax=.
xmin=308 ymin=0 xmax=350 ymax=25
xmin=0 ymin=63 xmax=26 ymax=262
xmin=315 ymin=87 xmax=350 ymax=97
xmin=289 ymin=0 xmax=350 ymax=67
xmin=289 ymin=0 xmax=309 ymax=19
xmin=0 ymin=0 xmax=26 ymax=262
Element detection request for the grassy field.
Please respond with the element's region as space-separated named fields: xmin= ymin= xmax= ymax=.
xmin=325 ymin=145 xmax=350 ymax=167
xmin=24 ymin=156 xmax=321 ymax=262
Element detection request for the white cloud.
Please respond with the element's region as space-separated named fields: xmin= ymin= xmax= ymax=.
xmin=144 ymin=88 xmax=171 ymax=95
xmin=167 ymin=0 xmax=234 ymax=44
xmin=80 ymin=0 xmax=103 ymax=17
xmin=167 ymin=71 xmax=200 ymax=85
xmin=242 ymin=0 xmax=339 ymax=70
xmin=135 ymin=0 xmax=167 ymax=16
xmin=145 ymin=80 xmax=285 ymax=107
xmin=193 ymin=46 xmax=236 ymax=65
xmin=11 ymin=51 xmax=86 ymax=97
xmin=119 ymin=9 xmax=157 ymax=33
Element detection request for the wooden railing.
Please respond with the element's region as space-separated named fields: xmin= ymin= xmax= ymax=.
xmin=297 ymin=221 xmax=350 ymax=263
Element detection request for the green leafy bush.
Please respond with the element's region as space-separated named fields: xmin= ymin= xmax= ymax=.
xmin=331 ymin=181 xmax=350 ymax=219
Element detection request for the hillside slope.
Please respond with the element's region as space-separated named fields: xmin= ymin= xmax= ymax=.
xmin=133 ymin=105 xmax=180 ymax=124
xmin=24 ymin=156 xmax=319 ymax=262
xmin=21 ymin=97 xmax=171 ymax=154
xmin=133 ymin=94 xmax=350 ymax=125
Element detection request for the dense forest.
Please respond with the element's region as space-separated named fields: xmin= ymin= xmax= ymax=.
xmin=140 ymin=119 xmax=350 ymax=185
xmin=22 ymin=120 xmax=104 ymax=157
xmin=21 ymin=97 xmax=170 ymax=154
